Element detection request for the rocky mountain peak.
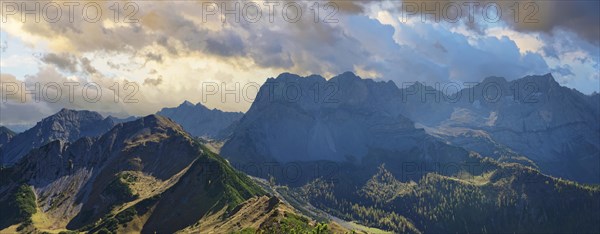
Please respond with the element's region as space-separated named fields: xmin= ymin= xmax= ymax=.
xmin=222 ymin=72 xmax=457 ymax=166
xmin=105 ymin=114 xmax=186 ymax=142
xmin=0 ymin=126 xmax=15 ymax=136
xmin=138 ymin=114 xmax=182 ymax=130
xmin=480 ymin=76 xmax=508 ymax=85
xmin=175 ymin=100 xmax=212 ymax=111
xmin=52 ymin=108 xmax=104 ymax=120
xmin=513 ymin=73 xmax=560 ymax=92
xmin=180 ymin=100 xmax=194 ymax=107
xmin=1 ymin=109 xmax=116 ymax=166
xmin=274 ymin=72 xmax=304 ymax=81
xmin=331 ymin=71 xmax=361 ymax=82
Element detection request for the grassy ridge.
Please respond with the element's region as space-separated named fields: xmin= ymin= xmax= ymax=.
xmin=0 ymin=184 xmax=37 ymax=230
xmin=84 ymin=143 xmax=266 ymax=233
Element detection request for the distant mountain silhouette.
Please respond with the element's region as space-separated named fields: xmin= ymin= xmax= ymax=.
xmin=157 ymin=101 xmax=242 ymax=139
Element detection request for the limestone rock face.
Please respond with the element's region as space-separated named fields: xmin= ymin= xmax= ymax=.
xmin=222 ymin=72 xmax=599 ymax=183
xmin=221 ymin=72 xmax=469 ymax=168
xmin=402 ymin=74 xmax=600 ymax=183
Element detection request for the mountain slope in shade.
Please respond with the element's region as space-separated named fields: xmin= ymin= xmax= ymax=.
xmin=0 ymin=126 xmax=15 ymax=148
xmin=0 ymin=109 xmax=116 ymax=166
xmin=221 ymin=72 xmax=472 ymax=182
xmin=0 ymin=115 xmax=342 ymax=233
xmin=157 ymin=101 xmax=243 ymax=139
xmin=300 ymin=159 xmax=600 ymax=233
xmin=406 ymin=74 xmax=600 ymax=183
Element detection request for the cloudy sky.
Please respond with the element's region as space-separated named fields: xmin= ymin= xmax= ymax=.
xmin=0 ymin=0 xmax=599 ymax=130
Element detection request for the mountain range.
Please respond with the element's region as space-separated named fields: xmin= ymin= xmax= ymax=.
xmin=0 ymin=71 xmax=598 ymax=233
xmin=0 ymin=114 xmax=345 ymax=233
xmin=218 ymin=72 xmax=599 ymax=233
xmin=222 ymin=72 xmax=600 ymax=184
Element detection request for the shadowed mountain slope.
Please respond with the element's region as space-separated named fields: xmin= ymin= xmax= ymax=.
xmin=0 ymin=115 xmax=342 ymax=233
xmin=0 ymin=109 xmax=116 ymax=166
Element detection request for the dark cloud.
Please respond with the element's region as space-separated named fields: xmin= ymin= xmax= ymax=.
xmin=41 ymin=53 xmax=78 ymax=73
xmin=509 ymin=1 xmax=600 ymax=45
xmin=331 ymin=0 xmax=373 ymax=13
xmin=204 ymin=30 xmax=246 ymax=57
xmin=157 ymin=36 xmax=179 ymax=55
xmin=80 ymin=57 xmax=98 ymax=74
xmin=9 ymin=1 xmax=556 ymax=82
xmin=274 ymin=0 xmax=373 ymax=14
xmin=394 ymin=0 xmax=599 ymax=44
xmin=144 ymin=75 xmax=163 ymax=86
xmin=145 ymin=52 xmax=164 ymax=64
xmin=41 ymin=53 xmax=99 ymax=75
xmin=249 ymin=37 xmax=293 ymax=68
xmin=4 ymin=1 xmax=594 ymax=96
xmin=2 ymin=0 xmax=598 ymax=126
xmin=107 ymin=60 xmax=121 ymax=70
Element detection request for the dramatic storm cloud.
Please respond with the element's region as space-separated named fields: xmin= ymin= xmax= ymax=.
xmin=0 ymin=0 xmax=598 ymax=128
